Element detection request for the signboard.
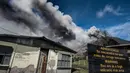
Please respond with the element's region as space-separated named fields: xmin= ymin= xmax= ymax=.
xmin=87 ymin=44 xmax=129 ymax=73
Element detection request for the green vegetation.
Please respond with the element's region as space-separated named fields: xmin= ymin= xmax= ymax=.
xmin=72 ymin=57 xmax=88 ymax=73
xmin=79 ymin=69 xmax=88 ymax=73
xmin=73 ymin=60 xmax=88 ymax=68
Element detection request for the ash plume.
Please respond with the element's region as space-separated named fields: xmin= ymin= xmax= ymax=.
xmin=0 ymin=0 xmax=104 ymax=51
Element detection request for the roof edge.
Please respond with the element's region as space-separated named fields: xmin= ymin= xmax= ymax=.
xmin=0 ymin=34 xmax=77 ymax=53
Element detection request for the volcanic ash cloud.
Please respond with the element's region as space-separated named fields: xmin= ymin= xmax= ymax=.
xmin=0 ymin=0 xmax=104 ymax=51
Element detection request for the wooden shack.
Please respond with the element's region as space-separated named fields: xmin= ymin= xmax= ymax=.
xmin=0 ymin=34 xmax=76 ymax=73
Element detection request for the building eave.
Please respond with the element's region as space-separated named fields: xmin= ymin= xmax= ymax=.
xmin=0 ymin=34 xmax=77 ymax=53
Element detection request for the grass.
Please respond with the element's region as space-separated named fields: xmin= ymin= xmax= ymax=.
xmin=73 ymin=60 xmax=88 ymax=68
xmin=72 ymin=60 xmax=88 ymax=73
xmin=72 ymin=68 xmax=88 ymax=73
xmin=79 ymin=69 xmax=88 ymax=73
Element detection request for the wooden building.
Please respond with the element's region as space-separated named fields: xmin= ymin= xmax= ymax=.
xmin=0 ymin=34 xmax=76 ymax=73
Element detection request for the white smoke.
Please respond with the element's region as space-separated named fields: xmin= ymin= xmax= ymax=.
xmin=0 ymin=0 xmax=104 ymax=51
xmin=64 ymin=26 xmax=103 ymax=50
xmin=11 ymin=0 xmax=34 ymax=14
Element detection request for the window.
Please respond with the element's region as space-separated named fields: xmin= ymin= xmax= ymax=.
xmin=57 ymin=54 xmax=71 ymax=68
xmin=0 ymin=45 xmax=13 ymax=65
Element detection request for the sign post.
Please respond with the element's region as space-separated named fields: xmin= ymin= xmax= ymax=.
xmin=87 ymin=44 xmax=129 ymax=73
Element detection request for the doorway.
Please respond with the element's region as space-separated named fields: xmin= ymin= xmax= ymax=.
xmin=37 ymin=49 xmax=48 ymax=73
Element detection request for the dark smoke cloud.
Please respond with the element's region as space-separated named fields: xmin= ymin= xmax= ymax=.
xmin=37 ymin=1 xmax=75 ymax=41
xmin=0 ymin=0 xmax=75 ymax=41
xmin=0 ymin=0 xmax=104 ymax=51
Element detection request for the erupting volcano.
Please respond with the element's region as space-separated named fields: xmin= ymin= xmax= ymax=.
xmin=0 ymin=0 xmax=104 ymax=51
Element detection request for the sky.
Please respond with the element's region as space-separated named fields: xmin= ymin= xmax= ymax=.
xmin=48 ymin=0 xmax=130 ymax=41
